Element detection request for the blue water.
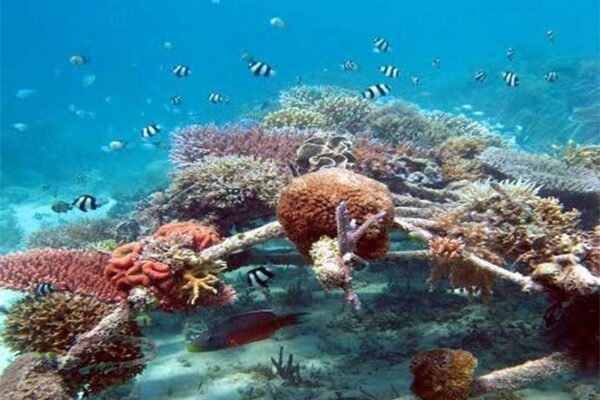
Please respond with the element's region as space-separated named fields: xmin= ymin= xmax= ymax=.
xmin=1 ymin=0 xmax=599 ymax=189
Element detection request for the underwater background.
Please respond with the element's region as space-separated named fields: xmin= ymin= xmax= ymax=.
xmin=0 ymin=0 xmax=599 ymax=399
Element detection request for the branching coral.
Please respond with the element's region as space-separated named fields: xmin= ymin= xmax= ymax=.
xmin=410 ymin=348 xmax=477 ymax=400
xmin=2 ymin=293 xmax=147 ymax=396
xmin=170 ymin=124 xmax=308 ymax=169
xmin=263 ymin=108 xmax=327 ymax=129
xmin=26 ymin=218 xmax=119 ymax=250
xmin=552 ymin=140 xmax=600 ymax=171
xmin=0 ymin=249 xmax=118 ymax=302
xmin=167 ymin=155 xmax=286 ymax=228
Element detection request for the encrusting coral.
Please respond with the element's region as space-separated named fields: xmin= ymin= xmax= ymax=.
xmin=410 ymin=348 xmax=478 ymax=400
xmin=2 ymin=293 xmax=147 ymax=396
xmin=0 ymin=249 xmax=118 ymax=302
xmin=167 ymin=155 xmax=286 ymax=228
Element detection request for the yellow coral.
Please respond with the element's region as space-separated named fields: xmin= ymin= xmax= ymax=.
xmin=177 ymin=254 xmax=227 ymax=304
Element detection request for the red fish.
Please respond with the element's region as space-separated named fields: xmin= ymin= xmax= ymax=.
xmin=187 ymin=309 xmax=307 ymax=352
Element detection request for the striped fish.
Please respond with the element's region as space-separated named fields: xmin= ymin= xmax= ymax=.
xmin=248 ymin=61 xmax=274 ymax=77
xmin=544 ymin=71 xmax=559 ymax=82
xmin=247 ymin=266 xmax=275 ymax=288
xmin=379 ymin=65 xmax=400 ymax=78
xmin=506 ymin=47 xmax=515 ymax=60
xmin=410 ymin=75 xmax=420 ymax=86
xmin=474 ymin=70 xmax=487 ymax=82
xmin=361 ymin=83 xmax=390 ymax=99
xmin=208 ymin=93 xmax=227 ymax=103
xmin=72 ymin=194 xmax=97 ymax=212
xmin=34 ymin=282 xmax=55 ymax=297
xmin=341 ymin=60 xmax=359 ymax=71
xmin=502 ymin=71 xmax=519 ymax=87
xmin=373 ymin=37 xmax=391 ymax=53
xmin=141 ymin=124 xmax=161 ymax=138
xmin=172 ymin=65 xmax=191 ymax=77
xmin=432 ymin=58 xmax=441 ymax=69
xmin=171 ymin=95 xmax=182 ymax=106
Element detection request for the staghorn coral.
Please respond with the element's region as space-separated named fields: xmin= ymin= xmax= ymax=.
xmin=410 ymin=348 xmax=477 ymax=400
xmin=2 ymin=293 xmax=146 ymax=395
xmin=277 ymin=168 xmax=394 ymax=259
xmin=295 ymin=132 xmax=356 ymax=173
xmin=263 ymin=107 xmax=327 ymax=129
xmin=170 ymin=124 xmax=308 ymax=169
xmin=0 ymin=249 xmax=119 ymax=302
xmin=167 ymin=155 xmax=285 ymax=228
xmin=552 ymin=140 xmax=600 ymax=171
xmin=26 ymin=218 xmax=119 ymax=250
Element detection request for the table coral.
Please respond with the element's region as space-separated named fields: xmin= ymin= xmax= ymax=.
xmin=0 ymin=249 xmax=119 ymax=302
xmin=410 ymin=348 xmax=477 ymax=400
xmin=277 ymin=168 xmax=394 ymax=259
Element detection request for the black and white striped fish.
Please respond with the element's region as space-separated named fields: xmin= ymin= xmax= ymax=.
xmin=373 ymin=37 xmax=391 ymax=53
xmin=474 ymin=70 xmax=487 ymax=82
xmin=546 ymin=30 xmax=555 ymax=42
xmin=172 ymin=65 xmax=191 ymax=77
xmin=208 ymin=93 xmax=227 ymax=103
xmin=544 ymin=71 xmax=559 ymax=82
xmin=247 ymin=266 xmax=275 ymax=288
xmin=506 ymin=47 xmax=515 ymax=60
xmin=171 ymin=95 xmax=182 ymax=106
xmin=34 ymin=282 xmax=55 ymax=297
xmin=502 ymin=71 xmax=519 ymax=87
xmin=361 ymin=84 xmax=390 ymax=99
xmin=248 ymin=61 xmax=275 ymax=77
xmin=341 ymin=60 xmax=359 ymax=71
xmin=141 ymin=124 xmax=161 ymax=138
xmin=379 ymin=65 xmax=400 ymax=78
xmin=432 ymin=58 xmax=441 ymax=69
xmin=72 ymin=194 xmax=97 ymax=212
xmin=410 ymin=75 xmax=420 ymax=86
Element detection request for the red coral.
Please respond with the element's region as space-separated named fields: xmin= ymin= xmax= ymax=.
xmin=0 ymin=249 xmax=119 ymax=302
xmin=153 ymin=221 xmax=221 ymax=251
xmin=104 ymin=221 xmax=230 ymax=312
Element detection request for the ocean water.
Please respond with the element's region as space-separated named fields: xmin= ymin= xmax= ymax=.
xmin=0 ymin=0 xmax=599 ymax=399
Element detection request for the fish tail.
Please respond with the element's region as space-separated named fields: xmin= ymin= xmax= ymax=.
xmin=278 ymin=312 xmax=309 ymax=327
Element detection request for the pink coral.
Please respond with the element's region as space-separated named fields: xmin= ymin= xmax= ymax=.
xmin=0 ymin=249 xmax=119 ymax=302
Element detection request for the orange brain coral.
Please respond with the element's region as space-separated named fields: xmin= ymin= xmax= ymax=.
xmin=277 ymin=168 xmax=394 ymax=259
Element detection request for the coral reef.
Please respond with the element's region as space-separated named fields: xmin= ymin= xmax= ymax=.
xmin=167 ymin=155 xmax=286 ymax=229
xmin=437 ymin=136 xmax=490 ymax=181
xmin=0 ymin=249 xmax=119 ymax=302
xmin=170 ymin=124 xmax=308 ymax=169
xmin=2 ymin=293 xmax=146 ymax=395
xmin=271 ymin=346 xmax=302 ymax=385
xmin=409 ymin=348 xmax=477 ymax=400
xmin=277 ymin=168 xmax=394 ymax=259
xmin=26 ymin=218 xmax=119 ymax=250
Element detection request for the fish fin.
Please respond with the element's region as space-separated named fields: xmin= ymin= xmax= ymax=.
xmin=187 ymin=343 xmax=202 ymax=353
xmin=280 ymin=312 xmax=309 ymax=326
